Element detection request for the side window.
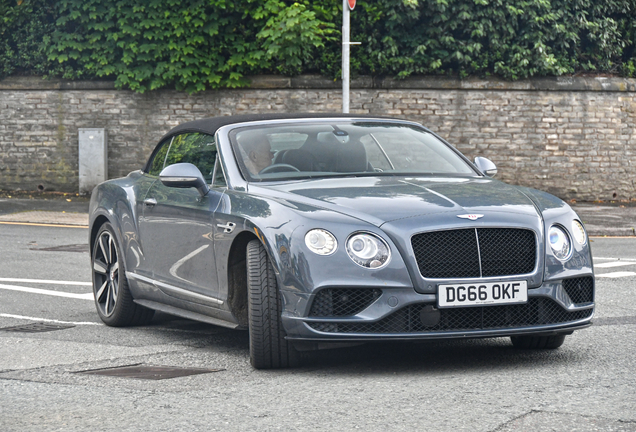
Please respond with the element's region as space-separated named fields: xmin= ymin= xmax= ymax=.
xmin=164 ymin=133 xmax=217 ymax=183
xmin=147 ymin=137 xmax=173 ymax=176
xmin=212 ymin=154 xmax=227 ymax=188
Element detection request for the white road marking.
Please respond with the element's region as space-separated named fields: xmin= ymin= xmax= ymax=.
xmin=0 ymin=277 xmax=91 ymax=286
xmin=0 ymin=283 xmax=93 ymax=300
xmin=0 ymin=313 xmax=101 ymax=326
xmin=596 ymin=271 xmax=636 ymax=278
xmin=595 ymin=261 xmax=636 ymax=268
xmin=594 ymin=257 xmax=636 ymax=261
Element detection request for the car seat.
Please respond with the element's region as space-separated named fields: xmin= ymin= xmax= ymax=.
xmin=334 ymin=140 xmax=368 ymax=173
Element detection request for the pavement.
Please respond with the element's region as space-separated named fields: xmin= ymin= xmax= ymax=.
xmin=571 ymin=203 xmax=636 ymax=237
xmin=0 ymin=196 xmax=90 ymax=227
xmin=0 ymin=194 xmax=634 ymax=237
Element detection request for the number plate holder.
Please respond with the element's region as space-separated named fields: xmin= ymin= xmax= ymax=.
xmin=438 ymin=281 xmax=528 ymax=308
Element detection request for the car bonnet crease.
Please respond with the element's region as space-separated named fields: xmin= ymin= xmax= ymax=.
xmin=253 ymin=175 xmax=541 ymax=226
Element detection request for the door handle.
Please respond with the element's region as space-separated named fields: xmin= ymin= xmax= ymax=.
xmin=143 ymin=198 xmax=157 ymax=206
xmin=217 ymin=222 xmax=236 ymax=233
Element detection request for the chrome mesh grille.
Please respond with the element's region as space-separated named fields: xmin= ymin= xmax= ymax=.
xmin=308 ymin=288 xmax=382 ymax=317
xmin=308 ymin=298 xmax=592 ymax=334
xmin=563 ymin=277 xmax=594 ymax=304
xmin=411 ymin=229 xmax=480 ymax=278
xmin=478 ymin=228 xmax=536 ymax=276
xmin=411 ymin=228 xmax=536 ymax=278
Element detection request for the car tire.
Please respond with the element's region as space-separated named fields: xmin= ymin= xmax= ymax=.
xmin=92 ymin=222 xmax=154 ymax=327
xmin=247 ymin=239 xmax=300 ymax=369
xmin=510 ymin=334 xmax=566 ymax=349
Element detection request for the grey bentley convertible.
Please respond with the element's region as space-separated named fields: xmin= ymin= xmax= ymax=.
xmin=89 ymin=114 xmax=595 ymax=368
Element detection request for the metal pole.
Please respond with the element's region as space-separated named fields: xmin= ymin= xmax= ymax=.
xmin=342 ymin=0 xmax=350 ymax=113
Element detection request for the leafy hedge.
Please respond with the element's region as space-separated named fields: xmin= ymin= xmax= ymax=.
xmin=2 ymin=0 xmax=636 ymax=92
xmin=0 ymin=0 xmax=62 ymax=77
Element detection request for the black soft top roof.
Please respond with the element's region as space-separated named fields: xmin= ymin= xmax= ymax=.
xmin=159 ymin=113 xmax=395 ymax=142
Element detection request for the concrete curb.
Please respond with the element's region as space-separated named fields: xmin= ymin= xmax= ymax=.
xmin=0 ymin=211 xmax=88 ymax=227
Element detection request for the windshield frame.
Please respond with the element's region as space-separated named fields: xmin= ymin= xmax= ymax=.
xmin=221 ymin=118 xmax=481 ymax=185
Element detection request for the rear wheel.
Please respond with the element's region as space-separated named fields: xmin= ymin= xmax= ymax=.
xmin=247 ymin=240 xmax=299 ymax=369
xmin=510 ymin=334 xmax=566 ymax=349
xmin=92 ymin=223 xmax=154 ymax=326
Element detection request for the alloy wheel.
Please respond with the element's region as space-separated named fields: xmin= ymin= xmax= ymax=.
xmin=92 ymin=231 xmax=120 ymax=317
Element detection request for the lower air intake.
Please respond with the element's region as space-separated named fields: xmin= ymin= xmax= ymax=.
xmin=562 ymin=277 xmax=594 ymax=304
xmin=309 ymin=288 xmax=382 ymax=317
xmin=308 ymin=298 xmax=592 ymax=333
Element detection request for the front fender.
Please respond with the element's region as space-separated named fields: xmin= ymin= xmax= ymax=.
xmin=519 ymin=187 xmax=594 ymax=281
xmin=225 ymin=192 xmax=415 ymax=300
xmin=89 ymin=171 xmax=154 ymax=273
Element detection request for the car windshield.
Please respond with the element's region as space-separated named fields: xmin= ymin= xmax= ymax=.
xmin=230 ymin=121 xmax=477 ymax=181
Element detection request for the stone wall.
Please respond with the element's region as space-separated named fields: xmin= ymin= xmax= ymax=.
xmin=1 ymin=75 xmax=635 ymax=201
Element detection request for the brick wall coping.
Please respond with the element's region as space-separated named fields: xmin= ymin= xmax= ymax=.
xmin=2 ymin=74 xmax=636 ymax=92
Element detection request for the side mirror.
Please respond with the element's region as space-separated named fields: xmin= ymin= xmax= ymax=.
xmin=159 ymin=163 xmax=209 ymax=196
xmin=474 ymin=157 xmax=498 ymax=177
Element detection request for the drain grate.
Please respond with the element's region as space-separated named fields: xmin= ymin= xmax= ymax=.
xmin=31 ymin=244 xmax=89 ymax=253
xmin=77 ymin=364 xmax=225 ymax=380
xmin=0 ymin=322 xmax=76 ymax=333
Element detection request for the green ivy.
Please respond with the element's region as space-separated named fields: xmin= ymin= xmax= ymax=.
xmin=0 ymin=0 xmax=64 ymax=78
xmin=2 ymin=0 xmax=636 ymax=91
xmin=257 ymin=1 xmax=335 ymax=75
xmin=328 ymin=0 xmax=636 ymax=80
xmin=45 ymin=0 xmax=336 ymax=92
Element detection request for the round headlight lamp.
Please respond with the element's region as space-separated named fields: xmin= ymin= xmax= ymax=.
xmin=548 ymin=225 xmax=572 ymax=261
xmin=305 ymin=229 xmax=337 ymax=255
xmin=346 ymin=232 xmax=391 ymax=269
xmin=571 ymin=220 xmax=587 ymax=245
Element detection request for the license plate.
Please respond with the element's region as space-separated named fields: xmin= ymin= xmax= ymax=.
xmin=438 ymin=281 xmax=528 ymax=308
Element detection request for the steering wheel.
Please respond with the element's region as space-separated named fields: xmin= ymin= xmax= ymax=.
xmin=259 ymin=164 xmax=300 ymax=174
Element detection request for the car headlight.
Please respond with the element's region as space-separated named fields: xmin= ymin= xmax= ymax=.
xmin=305 ymin=229 xmax=337 ymax=255
xmin=548 ymin=225 xmax=571 ymax=260
xmin=346 ymin=232 xmax=391 ymax=269
xmin=571 ymin=220 xmax=587 ymax=245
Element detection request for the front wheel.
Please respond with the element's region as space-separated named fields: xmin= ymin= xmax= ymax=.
xmin=510 ymin=334 xmax=566 ymax=349
xmin=246 ymin=240 xmax=299 ymax=369
xmin=92 ymin=222 xmax=154 ymax=326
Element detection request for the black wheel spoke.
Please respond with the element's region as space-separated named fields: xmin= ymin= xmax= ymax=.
xmin=108 ymin=235 xmax=115 ymax=265
xmin=96 ymin=280 xmax=108 ymax=302
xmin=105 ymin=282 xmax=113 ymax=315
xmin=99 ymin=234 xmax=110 ymax=265
xmin=112 ymin=279 xmax=118 ymax=302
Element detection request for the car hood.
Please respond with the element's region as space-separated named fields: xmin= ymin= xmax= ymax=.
xmin=252 ymin=176 xmax=541 ymax=227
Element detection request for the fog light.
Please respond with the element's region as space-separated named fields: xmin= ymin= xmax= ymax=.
xmin=420 ymin=305 xmax=441 ymax=327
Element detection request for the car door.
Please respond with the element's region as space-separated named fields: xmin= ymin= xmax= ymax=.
xmin=138 ymin=132 xmax=224 ymax=306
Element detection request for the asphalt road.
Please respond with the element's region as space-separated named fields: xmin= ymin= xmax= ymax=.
xmin=0 ymin=223 xmax=635 ymax=432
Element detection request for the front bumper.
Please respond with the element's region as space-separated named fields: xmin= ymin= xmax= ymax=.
xmin=281 ymin=275 xmax=594 ymax=342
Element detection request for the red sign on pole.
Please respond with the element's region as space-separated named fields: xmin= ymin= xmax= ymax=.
xmin=348 ymin=0 xmax=356 ymax=10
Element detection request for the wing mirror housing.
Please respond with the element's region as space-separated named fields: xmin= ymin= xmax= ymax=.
xmin=159 ymin=163 xmax=209 ymax=196
xmin=474 ymin=157 xmax=498 ymax=177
